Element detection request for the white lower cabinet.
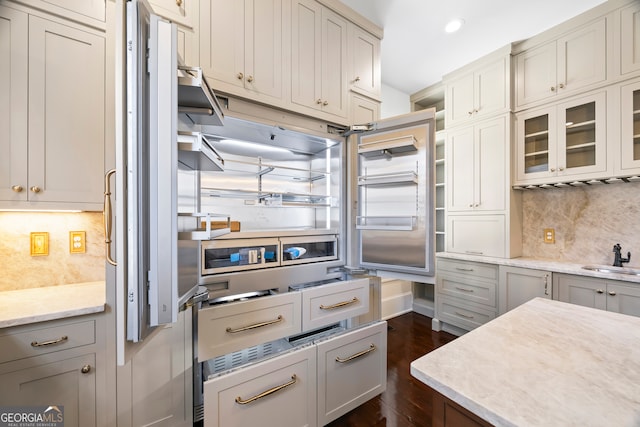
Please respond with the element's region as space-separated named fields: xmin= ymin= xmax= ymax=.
xmin=0 ymin=315 xmax=104 ymax=427
xmin=555 ymin=273 xmax=640 ymax=317
xmin=434 ymin=259 xmax=498 ymax=332
xmin=204 ymin=345 xmax=317 ymax=427
xmin=316 ymin=321 xmax=387 ymax=426
xmin=498 ymin=266 xmax=552 ymax=314
xmin=202 ymin=321 xmax=386 ymax=427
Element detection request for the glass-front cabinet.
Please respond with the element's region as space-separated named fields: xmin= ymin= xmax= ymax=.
xmin=620 ymin=79 xmax=640 ymax=174
xmin=515 ymin=91 xmax=606 ymax=185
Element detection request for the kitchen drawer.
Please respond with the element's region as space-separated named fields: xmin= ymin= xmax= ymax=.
xmin=437 ymin=296 xmax=496 ymax=331
xmin=297 ymin=278 xmax=370 ymax=331
xmin=437 ymin=259 xmax=498 ymax=281
xmin=317 ymin=321 xmax=387 ymax=426
xmin=437 ymin=273 xmax=496 ymax=308
xmin=203 ymin=345 xmax=317 ymax=427
xmin=0 ymin=319 xmax=96 ymax=364
xmin=198 ymin=292 xmax=302 ymax=361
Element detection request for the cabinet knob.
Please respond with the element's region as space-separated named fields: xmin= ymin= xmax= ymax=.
xmin=550 ymin=86 xmax=556 ymax=92
xmin=558 ymin=83 xmax=565 ymax=89
xmin=550 ymin=167 xmax=556 ymax=172
xmin=30 ymin=186 xmax=42 ymax=193
xmin=468 ymin=111 xmax=474 ymax=116
xmin=316 ymin=99 xmax=323 ymax=105
xmin=81 ymin=364 xmax=91 ymax=374
xmin=469 ymin=204 xmax=474 ymax=208
xmin=246 ymin=75 xmax=254 ymax=83
xmin=237 ymin=72 xmax=244 ymax=80
xmin=11 ymin=185 xmax=23 ymax=193
xmin=354 ymin=76 xmax=360 ymax=82
xmin=596 ymin=289 xmax=604 ymax=294
xmin=322 ymin=100 xmax=328 ymax=106
xmin=559 ymin=166 xmax=565 ymax=171
xmin=176 ymin=0 xmax=182 ymax=6
xmin=608 ymin=291 xmax=617 ymax=296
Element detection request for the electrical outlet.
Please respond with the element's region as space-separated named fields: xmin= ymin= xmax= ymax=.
xmin=69 ymin=231 xmax=86 ymax=253
xmin=30 ymin=232 xmax=49 ymax=256
xmin=543 ymin=228 xmax=555 ymax=244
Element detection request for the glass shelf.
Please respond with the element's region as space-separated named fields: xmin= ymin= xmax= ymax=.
xmin=357 ymin=171 xmax=418 ymax=186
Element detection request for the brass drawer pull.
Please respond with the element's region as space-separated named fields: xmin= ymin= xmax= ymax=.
xmin=454 ymin=311 xmax=474 ymax=319
xmin=320 ymin=297 xmax=359 ymax=310
xmin=226 ymin=315 xmax=283 ymax=333
xmin=235 ymin=374 xmax=297 ymax=405
xmin=336 ymin=344 xmax=376 ymax=363
xmin=455 ymin=267 xmax=474 ymax=272
xmin=454 ymin=287 xmax=474 ymax=293
xmin=31 ymin=335 xmax=68 ymax=347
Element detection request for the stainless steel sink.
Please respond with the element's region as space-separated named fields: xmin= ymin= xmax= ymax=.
xmin=582 ymin=265 xmax=640 ymax=276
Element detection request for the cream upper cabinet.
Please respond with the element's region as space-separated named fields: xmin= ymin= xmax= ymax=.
xmin=200 ymin=0 xmax=286 ymax=106
xmin=348 ymin=23 xmax=381 ymax=101
xmin=447 ymin=116 xmax=507 ymax=212
xmin=619 ymin=79 xmax=640 ymax=174
xmin=0 ymin=6 xmax=105 ymax=210
xmin=515 ymin=18 xmax=607 ymax=110
xmin=445 ymin=51 xmax=510 ymax=127
xmin=350 ymin=93 xmax=380 ymax=124
xmin=515 ymin=91 xmax=607 ymax=185
xmin=149 ymin=0 xmax=193 ymax=28
xmin=291 ymin=0 xmax=348 ymax=120
xmin=620 ymin=2 xmax=640 ymax=76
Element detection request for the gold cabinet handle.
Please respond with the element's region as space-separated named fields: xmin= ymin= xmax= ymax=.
xmin=235 ymin=374 xmax=297 ymax=405
xmin=246 ymin=75 xmax=254 ymax=83
xmin=320 ymin=297 xmax=358 ymax=310
xmin=104 ymin=169 xmax=116 ymax=266
xmin=176 ymin=0 xmax=182 ymax=6
xmin=596 ymin=289 xmax=605 ymax=294
xmin=30 ymin=186 xmax=41 ymax=193
xmin=81 ymin=364 xmax=91 ymax=374
xmin=455 ymin=311 xmax=474 ymax=319
xmin=558 ymin=83 xmax=565 ymax=89
xmin=11 ymin=185 xmax=23 ymax=193
xmin=226 ymin=315 xmax=283 ymax=333
xmin=454 ymin=287 xmax=474 ymax=293
xmin=31 ymin=335 xmax=68 ymax=347
xmin=608 ymin=291 xmax=617 ymax=296
xmin=316 ymin=99 xmax=323 ymax=105
xmin=336 ymin=344 xmax=376 ymax=363
xmin=237 ymin=72 xmax=244 ymax=80
xmin=551 ymin=86 xmax=556 ymax=92
xmin=322 ymin=100 xmax=328 ymax=106
xmin=354 ymin=76 xmax=360 ymax=82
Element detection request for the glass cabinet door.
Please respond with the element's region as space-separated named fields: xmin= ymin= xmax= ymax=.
xmin=516 ymin=108 xmax=557 ymax=183
xmin=557 ymin=92 xmax=606 ymax=178
xmin=621 ymin=80 xmax=640 ymax=173
xmin=523 ymin=114 xmax=551 ymax=174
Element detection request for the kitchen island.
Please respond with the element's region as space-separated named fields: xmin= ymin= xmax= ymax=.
xmin=411 ymin=298 xmax=640 ymax=427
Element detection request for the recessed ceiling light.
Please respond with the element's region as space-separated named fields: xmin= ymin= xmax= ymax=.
xmin=445 ymin=18 xmax=464 ymax=33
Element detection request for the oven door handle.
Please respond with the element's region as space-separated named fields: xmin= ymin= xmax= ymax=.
xmin=226 ymin=315 xmax=283 ymax=333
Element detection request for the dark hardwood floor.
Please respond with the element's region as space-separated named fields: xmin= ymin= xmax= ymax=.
xmin=327 ymin=312 xmax=457 ymax=427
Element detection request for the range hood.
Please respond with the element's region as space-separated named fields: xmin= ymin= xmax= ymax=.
xmin=178 ymin=66 xmax=224 ymax=126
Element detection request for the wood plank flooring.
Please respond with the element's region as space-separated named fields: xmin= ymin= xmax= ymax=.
xmin=327 ymin=312 xmax=457 ymax=427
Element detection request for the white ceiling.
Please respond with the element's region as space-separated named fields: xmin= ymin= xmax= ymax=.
xmin=338 ymin=0 xmax=607 ymax=95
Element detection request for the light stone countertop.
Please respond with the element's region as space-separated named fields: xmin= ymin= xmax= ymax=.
xmin=411 ymin=298 xmax=640 ymax=427
xmin=0 ymin=281 xmax=106 ymax=328
xmin=436 ymin=252 xmax=640 ymax=284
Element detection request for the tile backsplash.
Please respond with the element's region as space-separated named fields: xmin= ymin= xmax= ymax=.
xmin=0 ymin=212 xmax=105 ymax=291
xmin=522 ymin=182 xmax=640 ymax=267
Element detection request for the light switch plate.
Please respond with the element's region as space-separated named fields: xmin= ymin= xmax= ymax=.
xmin=30 ymin=232 xmax=49 ymax=256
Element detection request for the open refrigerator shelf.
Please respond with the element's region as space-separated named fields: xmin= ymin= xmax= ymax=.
xmin=201 ymin=187 xmax=333 ymax=207
xmin=177 ymin=66 xmax=224 ymax=126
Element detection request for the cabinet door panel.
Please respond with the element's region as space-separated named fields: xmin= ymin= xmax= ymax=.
xmin=28 ymin=16 xmax=104 ymax=205
xmin=620 ymin=79 xmax=640 ymax=173
xmin=557 ymin=19 xmax=606 ymax=92
xmin=291 ymin=0 xmax=321 ymax=109
xmin=200 ymin=0 xmax=244 ymax=90
xmin=446 ymin=215 xmax=505 ymax=257
xmin=476 ymin=117 xmax=506 ymax=211
xmin=0 ymin=353 xmax=96 ymax=427
xmin=349 ymin=24 xmax=380 ymax=100
xmin=0 ymin=6 xmax=28 ymax=202
xmin=556 ymin=274 xmax=606 ymax=310
xmin=446 ymin=73 xmax=474 ymax=125
xmin=515 ymin=41 xmax=556 ymax=108
xmin=447 ymin=126 xmax=475 ymax=211
xmin=498 ymin=266 xmax=551 ymax=314
xmin=246 ymin=0 xmax=283 ymax=101
xmin=621 ymin=2 xmax=640 ymax=75
xmin=606 ymin=282 xmax=640 ymax=317
xmin=321 ymin=7 xmax=347 ymax=117
xmin=475 ymin=57 xmax=508 ymax=118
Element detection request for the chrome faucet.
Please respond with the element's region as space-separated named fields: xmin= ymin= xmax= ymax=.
xmin=613 ymin=243 xmax=631 ymax=267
